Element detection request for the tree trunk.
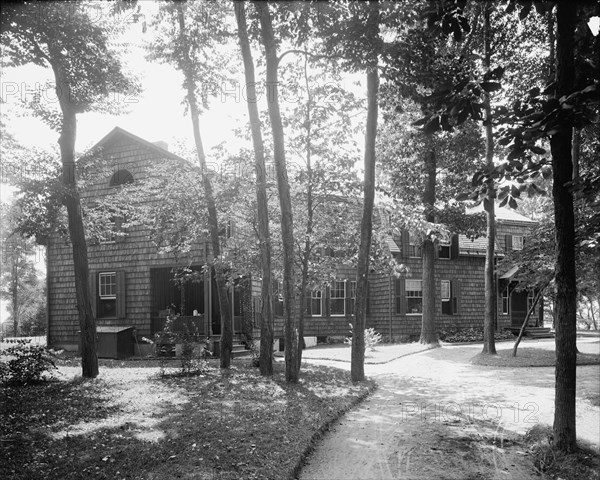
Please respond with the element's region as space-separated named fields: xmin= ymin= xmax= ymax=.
xmin=12 ymin=260 xmax=18 ymax=336
xmin=420 ymin=148 xmax=438 ymax=345
xmin=551 ymin=2 xmax=577 ymax=454
xmin=177 ymin=4 xmax=232 ymax=369
xmin=351 ymin=51 xmax=379 ymax=382
xmin=296 ymin=55 xmax=314 ymax=372
xmin=60 ymin=108 xmax=99 ymax=378
xmin=256 ymin=2 xmax=299 ymax=382
xmin=48 ymin=51 xmax=99 ymax=378
xmin=482 ymin=3 xmax=497 ymax=355
xmin=234 ymin=1 xmax=274 ymax=376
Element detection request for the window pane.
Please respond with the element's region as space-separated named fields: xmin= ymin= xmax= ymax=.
xmin=405 ymin=279 xmax=422 ymax=314
xmin=99 ymin=272 xmax=116 ymax=298
xmin=512 ymin=235 xmax=524 ymax=250
xmin=331 ymin=281 xmax=345 ymax=299
xmin=441 ymin=280 xmax=451 ymax=300
xmin=331 ymin=281 xmax=346 ymax=315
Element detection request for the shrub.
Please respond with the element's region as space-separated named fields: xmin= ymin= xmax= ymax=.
xmin=0 ymin=340 xmax=57 ymax=385
xmin=345 ymin=324 xmax=383 ymax=352
xmin=154 ymin=315 xmax=209 ymax=376
xmin=438 ymin=325 xmax=514 ymax=343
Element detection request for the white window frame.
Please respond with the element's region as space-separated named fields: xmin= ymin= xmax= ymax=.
xmin=441 ymin=280 xmax=451 ymax=301
xmin=512 ymin=235 xmax=524 ymax=251
xmin=405 ymin=279 xmax=423 ymax=315
xmin=330 ymin=280 xmax=346 ymax=316
xmin=99 ymin=272 xmax=117 ymax=299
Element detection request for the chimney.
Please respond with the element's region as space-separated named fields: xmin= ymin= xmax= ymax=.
xmin=152 ymin=140 xmax=169 ymax=151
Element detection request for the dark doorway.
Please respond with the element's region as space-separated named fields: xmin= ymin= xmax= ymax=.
xmin=511 ymin=289 xmax=528 ymax=327
xmin=151 ymin=266 xmax=205 ymax=317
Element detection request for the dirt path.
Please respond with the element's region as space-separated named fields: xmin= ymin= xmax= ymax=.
xmin=299 ymin=339 xmax=600 ymax=480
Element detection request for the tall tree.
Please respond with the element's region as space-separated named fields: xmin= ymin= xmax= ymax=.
xmin=152 ymin=0 xmax=234 ymax=368
xmin=481 ymin=3 xmax=497 ymax=355
xmin=255 ymin=1 xmax=299 ymax=382
xmin=351 ymin=2 xmax=380 ymax=382
xmin=1 ymin=2 xmax=137 ymax=377
xmin=551 ymin=2 xmax=577 ymax=453
xmin=0 ymin=204 xmax=39 ymax=336
xmin=234 ymin=1 xmax=275 ymax=376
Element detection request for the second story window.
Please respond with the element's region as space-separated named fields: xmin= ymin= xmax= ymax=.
xmin=512 ymin=235 xmax=524 ymax=251
xmin=438 ymin=241 xmax=451 ymax=259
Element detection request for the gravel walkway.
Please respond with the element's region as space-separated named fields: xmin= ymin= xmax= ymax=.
xmin=299 ymin=338 xmax=600 ymax=480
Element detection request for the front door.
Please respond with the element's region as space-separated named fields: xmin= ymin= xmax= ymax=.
xmin=511 ymin=290 xmax=528 ymax=327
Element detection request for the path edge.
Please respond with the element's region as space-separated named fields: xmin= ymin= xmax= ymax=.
xmin=289 ymin=380 xmax=378 ymax=480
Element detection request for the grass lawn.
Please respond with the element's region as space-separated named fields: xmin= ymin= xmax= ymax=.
xmin=470 ymin=347 xmax=600 ymax=368
xmin=0 ymin=359 xmax=374 ymax=480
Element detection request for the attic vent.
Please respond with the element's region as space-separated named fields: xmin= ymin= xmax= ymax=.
xmin=152 ymin=141 xmax=169 ymax=151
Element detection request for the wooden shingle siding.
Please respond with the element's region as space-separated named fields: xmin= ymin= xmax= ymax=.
xmin=48 ymin=128 xmax=540 ymax=349
xmin=47 ymin=132 xmax=205 ymax=349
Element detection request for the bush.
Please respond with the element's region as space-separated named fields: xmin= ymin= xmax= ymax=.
xmin=0 ymin=340 xmax=57 ymax=385
xmin=154 ymin=315 xmax=209 ymax=376
xmin=438 ymin=325 xmax=514 ymax=343
xmin=345 ymin=324 xmax=383 ymax=352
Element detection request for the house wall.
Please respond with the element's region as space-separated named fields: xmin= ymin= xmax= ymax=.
xmin=47 ymin=136 xmax=205 ymax=350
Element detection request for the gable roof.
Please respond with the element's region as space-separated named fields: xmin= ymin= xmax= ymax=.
xmin=467 ymin=203 xmax=537 ymax=224
xmin=79 ymin=126 xmax=188 ymax=163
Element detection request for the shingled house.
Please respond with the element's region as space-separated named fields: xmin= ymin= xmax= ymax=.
xmin=46 ymin=127 xmax=256 ymax=352
xmin=269 ymin=207 xmax=541 ymax=341
xmin=46 ymin=127 xmax=541 ymax=353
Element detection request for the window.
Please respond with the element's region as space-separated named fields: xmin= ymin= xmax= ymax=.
xmin=441 ymin=280 xmax=460 ymax=315
xmin=409 ymin=239 xmax=422 ymax=258
xmin=438 ymin=242 xmax=451 ymax=259
xmin=98 ymin=272 xmax=117 ymax=318
xmin=309 ymin=290 xmax=322 ymax=316
xmin=502 ymin=286 xmax=510 ymax=314
xmin=512 ymin=235 xmax=524 ymax=251
xmin=226 ymin=219 xmax=236 ymax=239
xmin=274 ymin=281 xmax=284 ymax=316
xmin=99 ymin=216 xmax=119 ymax=244
xmin=330 ymin=280 xmax=346 ymax=316
xmin=109 ymin=169 xmax=134 ymax=187
xmin=405 ymin=279 xmax=423 ymax=314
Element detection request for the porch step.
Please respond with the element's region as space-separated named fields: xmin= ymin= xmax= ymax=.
xmin=232 ymin=341 xmax=251 ymax=358
xmin=525 ymin=327 xmax=555 ymax=339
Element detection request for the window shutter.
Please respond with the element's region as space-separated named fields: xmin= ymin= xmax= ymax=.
xmin=452 ymin=280 xmax=461 ymax=315
xmin=401 ymin=230 xmax=410 ymax=258
xmin=395 ymin=278 xmax=406 ymax=314
xmin=89 ymin=272 xmax=97 ymax=317
xmin=505 ymin=234 xmax=513 ymax=252
xmin=116 ymin=270 xmax=126 ymax=319
xmin=450 ymin=234 xmax=459 ymax=260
